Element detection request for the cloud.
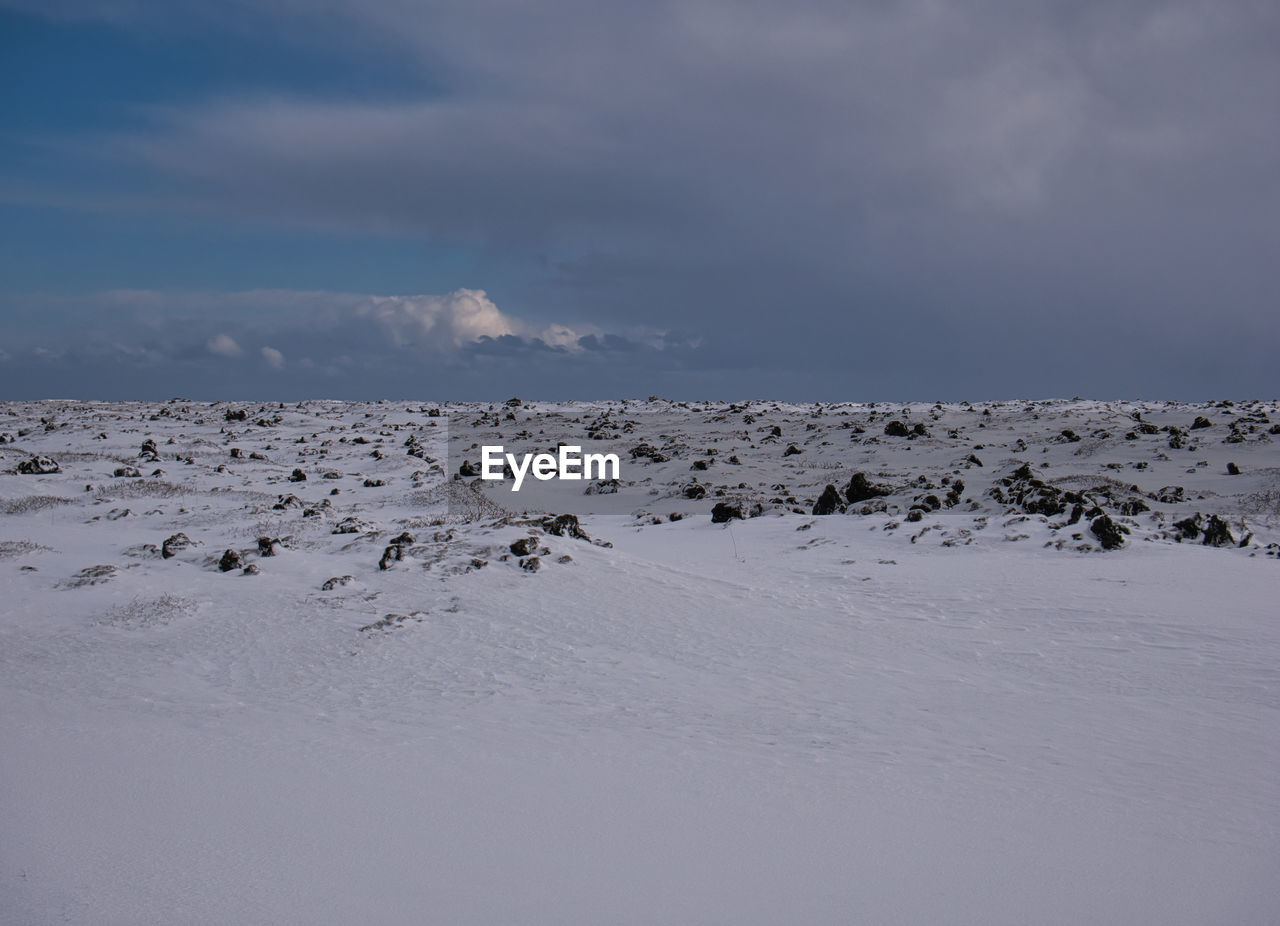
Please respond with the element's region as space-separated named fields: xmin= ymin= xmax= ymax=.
xmin=260 ymin=346 xmax=285 ymax=369
xmin=206 ymin=334 xmax=244 ymax=358
xmin=3 ymin=0 xmax=1278 ymax=399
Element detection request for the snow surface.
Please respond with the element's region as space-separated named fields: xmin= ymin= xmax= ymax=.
xmin=2 ymin=398 xmax=1278 ymax=924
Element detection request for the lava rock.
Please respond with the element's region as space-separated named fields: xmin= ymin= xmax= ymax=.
xmin=1090 ymin=515 xmax=1126 ymax=550
xmin=1202 ymin=515 xmax=1235 ymax=547
xmin=510 ymin=536 xmax=539 ymax=557
xmin=812 ymin=484 xmax=844 ymax=515
xmin=161 ymin=532 xmax=193 ymax=559
xmin=844 ymin=472 xmax=891 ymax=504
xmin=17 ymin=456 xmax=60 ymax=474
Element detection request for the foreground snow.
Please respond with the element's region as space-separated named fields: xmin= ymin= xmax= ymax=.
xmin=2 ymin=399 xmax=1278 ymax=924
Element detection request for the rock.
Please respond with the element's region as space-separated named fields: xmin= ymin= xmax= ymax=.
xmin=905 ymin=508 xmax=924 ymax=523
xmin=113 ymin=466 xmax=141 ymax=478
xmin=363 ymin=478 xmax=386 ymax=487
xmin=510 ymin=536 xmax=539 ymax=557
xmin=322 ymin=575 xmax=354 ymax=590
xmin=321 ymin=471 xmax=342 ymax=480
xmin=1190 ymin=416 xmax=1212 ymax=430
xmin=1226 ymin=462 xmax=1241 ymax=475
xmin=783 ymin=444 xmax=802 ymax=456
xmin=521 ymin=555 xmax=541 ymax=572
xmin=332 ymin=517 xmax=372 ymax=534
xmin=139 ymin=439 xmax=158 ymax=459
xmin=1090 ymin=515 xmax=1126 ymax=550
xmin=225 ymin=408 xmax=248 ymax=421
xmin=1202 ymin=515 xmax=1235 ymax=547
xmin=1173 ymin=514 xmax=1202 ymax=541
xmin=390 ymin=531 xmax=415 ymax=546
xmin=1155 ymin=486 xmax=1185 ymax=504
xmin=505 ymin=397 xmax=523 ymax=407
xmin=17 ymin=456 xmax=60 ymax=474
xmin=683 ymin=483 xmax=707 ymax=500
xmin=540 ymin=514 xmax=589 ymax=540
xmin=272 ymin=494 xmax=302 ymax=510
xmin=242 ymin=564 xmax=260 ymax=575
xmin=691 ymin=459 xmax=710 ymax=470
xmin=883 ymin=420 xmax=910 ymax=437
xmin=257 ymin=536 xmax=280 ymax=557
xmin=812 ymin=484 xmax=844 ymax=516
xmin=630 ymin=443 xmax=669 ymax=463
xmin=288 ymin=468 xmax=307 ymax=482
xmin=161 ymin=532 xmax=193 ymax=559
xmin=458 ymin=460 xmax=479 ymax=477
xmin=966 ymin=454 xmax=984 ymax=466
xmin=218 ymin=549 xmax=243 ymax=572
xmin=711 ymin=500 xmax=762 ymax=523
xmin=844 ymin=472 xmax=891 ymax=504
xmin=378 ymin=544 xmax=403 ymax=570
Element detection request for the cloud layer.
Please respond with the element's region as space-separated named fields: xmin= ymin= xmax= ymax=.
xmin=2 ymin=0 xmax=1277 ymax=398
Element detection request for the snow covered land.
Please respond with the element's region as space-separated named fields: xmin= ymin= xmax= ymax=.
xmin=2 ymin=397 xmax=1278 ymax=924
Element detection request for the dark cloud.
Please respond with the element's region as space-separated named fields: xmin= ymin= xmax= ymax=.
xmin=3 ymin=0 xmax=1278 ymax=397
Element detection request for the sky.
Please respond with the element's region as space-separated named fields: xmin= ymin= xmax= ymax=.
xmin=0 ymin=0 xmax=1276 ymax=401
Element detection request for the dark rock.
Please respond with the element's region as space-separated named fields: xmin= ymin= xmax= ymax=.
xmin=510 ymin=536 xmax=539 ymax=557
xmin=630 ymin=443 xmax=669 ymax=463
xmin=161 ymin=532 xmax=193 ymax=559
xmin=521 ymin=555 xmax=541 ymax=572
xmin=17 ymin=456 xmax=60 ymax=474
xmin=691 ymin=459 xmax=709 ymax=470
xmin=783 ymin=444 xmax=802 ymax=456
xmin=711 ymin=500 xmax=762 ymax=523
xmin=224 ymin=408 xmax=248 ymax=421
xmin=1226 ymin=462 xmax=1241 ymax=476
xmin=683 ymin=483 xmax=707 ymax=500
xmin=257 ymin=536 xmax=280 ymax=557
xmin=288 ymin=468 xmax=307 ymax=482
xmin=844 ymin=472 xmax=891 ymax=504
xmin=218 ymin=549 xmax=243 ymax=572
xmin=905 ymin=508 xmax=924 ymax=523
xmin=322 ymin=575 xmax=354 ymax=590
xmin=1090 ymin=515 xmax=1126 ymax=550
xmin=1173 ymin=514 xmax=1202 ymax=541
xmin=113 ymin=466 xmax=141 ymax=478
xmin=883 ymin=420 xmax=910 ymax=437
xmin=540 ymin=514 xmax=589 ymax=540
xmin=1202 ymin=515 xmax=1235 ymax=547
xmin=812 ymin=484 xmax=844 ymax=516
xmin=1118 ymin=498 xmax=1149 ymax=516
xmin=332 ymin=517 xmax=372 ymax=534
xmin=378 ymin=544 xmax=403 ymax=570
xmin=1190 ymin=416 xmax=1212 ymax=430
xmin=458 ymin=460 xmax=479 ymax=477
xmin=363 ymin=478 xmax=387 ymax=487
xmin=242 ymin=564 xmax=260 ymax=575
xmin=966 ymin=454 xmax=984 ymax=466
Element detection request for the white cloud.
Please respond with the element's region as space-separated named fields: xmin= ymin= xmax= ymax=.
xmin=206 ymin=334 xmax=244 ymax=358
xmin=353 ymin=288 xmax=597 ymax=352
xmin=261 ymin=346 xmax=285 ymax=368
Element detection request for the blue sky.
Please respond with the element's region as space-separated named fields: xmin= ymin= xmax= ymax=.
xmin=1 ymin=0 xmax=1277 ymax=400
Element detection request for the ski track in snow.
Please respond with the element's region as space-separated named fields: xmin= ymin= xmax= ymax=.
xmin=1 ymin=398 xmax=1278 ymax=925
